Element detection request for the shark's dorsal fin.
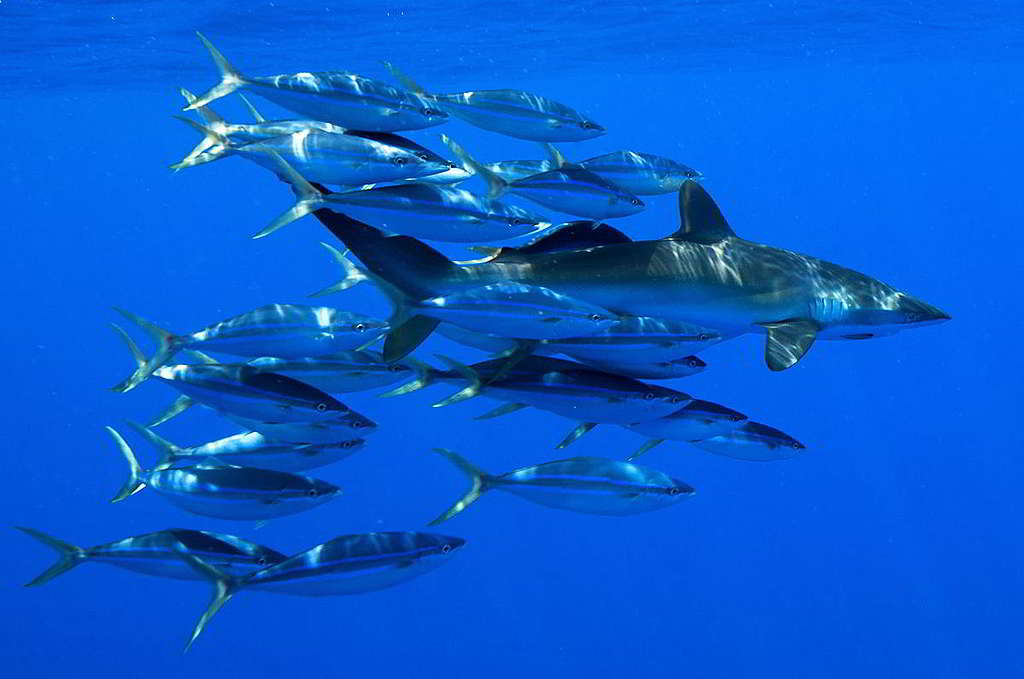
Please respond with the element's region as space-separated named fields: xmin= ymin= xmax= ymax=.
xmin=760 ymin=320 xmax=819 ymax=371
xmin=669 ymin=180 xmax=735 ymax=243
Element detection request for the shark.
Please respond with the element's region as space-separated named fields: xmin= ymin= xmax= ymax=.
xmin=272 ymin=157 xmax=950 ymax=370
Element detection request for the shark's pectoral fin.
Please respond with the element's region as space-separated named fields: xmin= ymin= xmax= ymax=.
xmin=760 ymin=320 xmax=819 ymax=371
xmin=383 ymin=315 xmax=440 ymax=363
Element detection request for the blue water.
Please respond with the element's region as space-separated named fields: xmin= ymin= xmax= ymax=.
xmin=3 ymin=2 xmax=1022 ymax=677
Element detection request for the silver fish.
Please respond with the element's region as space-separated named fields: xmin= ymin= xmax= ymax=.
xmin=258 ymin=174 xmax=551 ymax=242
xmin=546 ymin=144 xmax=702 ymax=195
xmin=185 ymin=33 xmax=448 ymax=132
xmin=126 ymin=421 xmax=365 ymax=473
xmin=580 ymin=355 xmax=707 ymax=380
xmin=691 ymin=421 xmax=807 ymax=461
xmin=415 ymin=282 xmax=617 ymax=340
xmin=444 ymin=135 xmax=644 ymax=220
xmin=384 ymin=62 xmax=604 ymax=142
xmin=429 ymin=449 xmax=694 ymax=524
xmin=182 ymin=531 xmax=465 ymax=650
xmin=17 ymin=527 xmax=286 ymax=586
xmin=245 ymin=352 xmax=428 ymax=394
xmin=107 ymin=427 xmax=341 ymax=520
xmin=112 ymin=304 xmax=389 ymax=392
xmin=221 ymin=414 xmax=377 ymax=445
xmin=625 ymin=399 xmax=748 ymax=460
xmin=172 ymin=124 xmax=449 ymax=186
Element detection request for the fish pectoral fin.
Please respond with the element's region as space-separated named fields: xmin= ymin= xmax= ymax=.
xmin=556 ymin=422 xmax=597 ymax=449
xmin=760 ymin=320 xmax=819 ymax=371
xmin=474 ymin=403 xmax=528 ymax=420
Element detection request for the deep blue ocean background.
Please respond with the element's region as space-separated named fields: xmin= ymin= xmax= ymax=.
xmin=3 ymin=2 xmax=1022 ymax=677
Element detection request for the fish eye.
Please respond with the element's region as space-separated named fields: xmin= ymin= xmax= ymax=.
xmin=257 ymin=557 xmax=267 ymax=565
xmin=589 ymin=313 xmax=603 ymax=322
xmin=393 ymin=156 xmax=408 ymax=166
xmin=668 ymin=487 xmax=681 ymax=496
xmin=441 ymin=544 xmax=452 ymax=554
xmin=698 ymin=333 xmax=713 ymax=341
xmin=580 ymin=121 xmax=595 ymax=129
xmin=630 ymin=198 xmax=643 ymax=206
xmin=316 ymin=403 xmax=328 ymax=412
xmin=731 ymin=414 xmax=744 ymax=422
xmin=308 ymin=489 xmax=318 ymax=497
xmin=353 ymin=420 xmax=367 ymax=428
xmin=509 ymin=217 xmax=522 ymax=226
xmin=342 ymin=440 xmax=356 ymax=448
xmin=353 ymin=323 xmax=367 ymax=332
xmin=643 ymin=392 xmax=655 ymax=401
xmin=670 ymin=395 xmax=684 ymax=403
xmin=686 ymin=358 xmax=700 ymax=367
xmin=422 ymin=106 xmax=442 ymax=116
xmin=791 ymin=442 xmax=802 ymax=449
xmin=388 ymin=363 xmax=405 ymax=373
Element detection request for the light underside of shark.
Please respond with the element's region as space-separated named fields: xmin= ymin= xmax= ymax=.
xmin=276 ymin=159 xmax=949 ymax=371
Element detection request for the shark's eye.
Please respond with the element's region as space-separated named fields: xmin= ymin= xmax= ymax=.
xmin=393 ymin=156 xmax=408 ymax=166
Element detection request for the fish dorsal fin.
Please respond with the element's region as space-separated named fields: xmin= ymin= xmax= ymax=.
xmin=670 ymin=180 xmax=735 ymax=243
xmin=760 ymin=319 xmax=819 ymax=371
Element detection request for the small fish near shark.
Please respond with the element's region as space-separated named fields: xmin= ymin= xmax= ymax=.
xmin=273 ymin=156 xmax=949 ymax=370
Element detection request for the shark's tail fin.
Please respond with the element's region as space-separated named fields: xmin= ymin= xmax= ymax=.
xmin=125 ymin=420 xmax=183 ymax=469
xmin=184 ymin=32 xmax=247 ymax=111
xmin=441 ymin=134 xmax=507 ymax=200
xmin=16 ymin=527 xmax=88 ymax=587
xmin=381 ymin=61 xmax=430 ymax=96
xmin=110 ymin=308 xmax=184 ymax=392
xmin=170 ymin=116 xmax=232 ymax=170
xmin=428 ymin=448 xmax=493 ymax=525
xmin=309 ymin=242 xmax=371 ymax=297
xmin=106 ymin=426 xmax=148 ymax=503
xmin=178 ymin=551 xmax=243 ymax=653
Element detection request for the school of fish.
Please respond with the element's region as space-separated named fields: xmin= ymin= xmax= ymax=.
xmin=19 ymin=33 xmax=950 ymax=651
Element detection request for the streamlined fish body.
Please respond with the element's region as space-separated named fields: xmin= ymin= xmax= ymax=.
xmin=127 ymin=421 xmax=365 ymax=473
xmin=185 ymin=34 xmax=448 ymax=132
xmin=428 ymin=449 xmax=694 ymax=524
xmin=16 ymin=527 xmax=287 ymax=587
xmin=692 ymin=421 xmax=807 ymax=461
xmin=246 ymin=352 xmax=424 ymax=394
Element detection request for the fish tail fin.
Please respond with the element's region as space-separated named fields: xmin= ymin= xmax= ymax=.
xmin=185 ymin=350 xmax=219 ymax=365
xmin=237 ymin=94 xmax=266 ymax=122
xmin=179 ymin=87 xmax=225 ymax=126
xmin=106 ymin=426 xmax=147 ymax=503
xmin=381 ymin=61 xmax=429 ymax=96
xmin=543 ymin=143 xmax=567 ymax=167
xmin=309 ymin=242 xmax=371 ymax=297
xmin=148 ymin=395 xmax=197 ymax=427
xmin=124 ymin=420 xmax=182 ymax=469
xmin=626 ymin=439 xmax=665 ymax=461
xmin=110 ymin=308 xmax=182 ymax=392
xmin=170 ymin=116 xmax=230 ymax=170
xmin=378 ymin=357 xmax=436 ymax=398
xmin=185 ymin=32 xmax=246 ymax=110
xmin=15 ymin=527 xmax=88 ymax=587
xmin=177 ymin=551 xmax=241 ymax=653
xmin=432 ymin=354 xmax=482 ymax=407
xmin=428 ymin=448 xmax=492 ymax=525
xmin=255 ymin=151 xmax=326 ymax=238
xmin=440 ymin=134 xmax=507 ymax=199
